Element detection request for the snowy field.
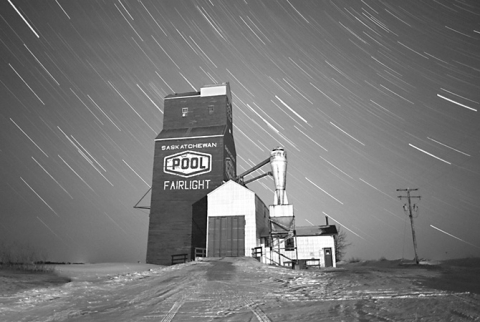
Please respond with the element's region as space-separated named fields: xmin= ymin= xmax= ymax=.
xmin=1 ymin=257 xmax=479 ymax=321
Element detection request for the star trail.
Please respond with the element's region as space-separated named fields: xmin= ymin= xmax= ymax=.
xmin=1 ymin=0 xmax=479 ymax=263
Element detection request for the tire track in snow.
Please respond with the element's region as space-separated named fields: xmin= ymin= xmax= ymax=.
xmin=161 ymin=297 xmax=186 ymax=322
xmin=246 ymin=302 xmax=271 ymax=322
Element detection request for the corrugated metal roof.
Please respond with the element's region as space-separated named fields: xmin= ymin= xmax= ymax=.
xmin=295 ymin=225 xmax=338 ymax=236
xmin=155 ymin=125 xmax=226 ymax=140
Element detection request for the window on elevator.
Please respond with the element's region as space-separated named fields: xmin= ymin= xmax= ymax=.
xmin=285 ymin=237 xmax=295 ymax=251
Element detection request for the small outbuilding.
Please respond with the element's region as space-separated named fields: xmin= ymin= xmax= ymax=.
xmin=295 ymin=225 xmax=338 ymax=268
xmin=269 ymin=224 xmax=338 ymax=268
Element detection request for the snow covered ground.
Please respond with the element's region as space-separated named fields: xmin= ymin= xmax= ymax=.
xmin=1 ymin=257 xmax=479 ymax=321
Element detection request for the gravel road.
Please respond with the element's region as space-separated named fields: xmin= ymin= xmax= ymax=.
xmin=1 ymin=257 xmax=479 ymax=321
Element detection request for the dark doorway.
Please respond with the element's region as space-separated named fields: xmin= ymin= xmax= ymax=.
xmin=324 ymin=247 xmax=333 ymax=267
xmin=208 ymin=216 xmax=245 ymax=257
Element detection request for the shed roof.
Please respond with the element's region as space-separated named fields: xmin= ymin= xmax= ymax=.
xmin=296 ymin=225 xmax=338 ymax=236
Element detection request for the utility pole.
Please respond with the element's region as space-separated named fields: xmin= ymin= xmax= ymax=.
xmin=397 ymin=188 xmax=421 ymax=264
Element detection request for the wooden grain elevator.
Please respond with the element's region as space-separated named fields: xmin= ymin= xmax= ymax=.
xmin=146 ymin=83 xmax=237 ymax=265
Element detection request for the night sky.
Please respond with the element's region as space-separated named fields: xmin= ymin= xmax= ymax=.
xmin=1 ymin=0 xmax=479 ymax=263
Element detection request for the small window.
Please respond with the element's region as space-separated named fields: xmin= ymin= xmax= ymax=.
xmin=285 ymin=238 xmax=295 ymax=251
xmin=182 ymin=107 xmax=188 ymax=117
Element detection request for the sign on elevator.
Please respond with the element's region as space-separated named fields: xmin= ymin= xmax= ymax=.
xmin=164 ymin=150 xmax=212 ymax=178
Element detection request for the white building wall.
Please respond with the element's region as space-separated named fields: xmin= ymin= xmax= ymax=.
xmin=264 ymin=237 xmax=295 ymax=266
xmin=297 ymin=235 xmax=336 ymax=268
xmin=207 ymin=181 xmax=266 ymax=256
xmin=271 ymin=235 xmax=336 ymax=268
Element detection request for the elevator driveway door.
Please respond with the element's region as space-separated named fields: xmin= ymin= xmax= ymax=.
xmin=208 ymin=216 xmax=245 ymax=257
